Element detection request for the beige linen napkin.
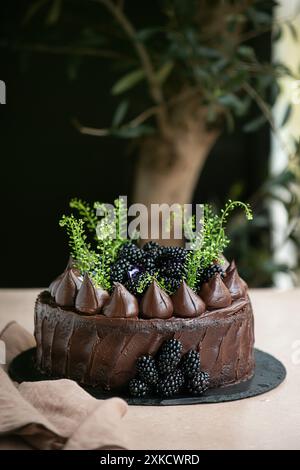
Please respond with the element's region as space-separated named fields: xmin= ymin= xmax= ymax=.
xmin=0 ymin=322 xmax=128 ymax=450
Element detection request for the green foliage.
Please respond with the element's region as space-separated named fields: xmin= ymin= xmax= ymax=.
xmin=94 ymin=197 xmax=128 ymax=258
xmin=111 ymin=69 xmax=145 ymax=95
xmin=186 ymin=201 xmax=253 ymax=290
xmin=59 ymin=215 xmax=98 ymax=274
xmin=112 ymin=100 xmax=129 ymax=127
xmin=221 ymin=141 xmax=300 ymax=286
xmin=69 ymin=198 xmax=98 ymax=234
xmin=16 ymin=0 xmax=295 ymax=137
xmin=60 ymin=198 xmax=130 ymax=290
xmin=136 ymin=272 xmax=173 ymax=295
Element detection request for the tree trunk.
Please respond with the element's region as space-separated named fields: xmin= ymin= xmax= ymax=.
xmin=133 ymin=122 xmax=219 ymax=245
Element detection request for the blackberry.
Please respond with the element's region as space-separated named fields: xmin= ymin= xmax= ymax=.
xmin=110 ymin=259 xmax=132 ymax=284
xmin=118 ymin=243 xmax=143 ymax=264
xmin=125 ymin=264 xmax=153 ymax=296
xmin=141 ymin=252 xmax=156 ymax=272
xmin=142 ymin=241 xmax=160 ymax=252
xmin=157 ymin=339 xmax=182 ymax=375
xmin=160 ymin=260 xmax=186 ymax=279
xmin=160 ymin=246 xmax=188 ymax=263
xmin=196 ymin=264 xmax=225 ymax=288
xmin=125 ymin=276 xmax=142 ymax=296
xmin=187 ymin=371 xmax=210 ymax=395
xmin=156 ymin=369 xmax=185 ymax=397
xmin=181 ymin=350 xmax=200 ymax=378
xmin=136 ymin=355 xmax=159 ymax=385
xmin=163 ymin=277 xmax=181 ymax=293
xmin=129 ymin=378 xmax=150 ymax=398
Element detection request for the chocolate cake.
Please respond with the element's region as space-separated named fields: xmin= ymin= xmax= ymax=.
xmin=35 ymin=262 xmax=254 ymax=391
xmin=34 ymin=198 xmax=255 ymax=396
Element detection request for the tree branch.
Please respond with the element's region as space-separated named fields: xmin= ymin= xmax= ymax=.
xmin=1 ymin=41 xmax=123 ymax=60
xmin=128 ymin=106 xmax=158 ymax=127
xmin=238 ymin=11 xmax=300 ymax=44
xmin=72 ymin=105 xmax=158 ymax=137
xmin=72 ymin=119 xmax=110 ymax=137
xmin=93 ymin=0 xmax=169 ymax=134
xmin=242 ymin=82 xmax=290 ymax=156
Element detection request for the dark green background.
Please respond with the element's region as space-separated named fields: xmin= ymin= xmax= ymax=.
xmin=0 ymin=1 xmax=270 ymax=286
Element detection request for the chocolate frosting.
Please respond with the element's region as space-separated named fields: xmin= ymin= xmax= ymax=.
xmin=49 ymin=273 xmax=64 ymax=297
xmin=35 ymin=290 xmax=255 ymax=391
xmin=55 ymin=269 xmax=82 ymax=307
xmin=227 ymin=260 xmax=248 ymax=290
xmin=199 ymin=274 xmax=232 ymax=309
xmin=66 ymin=256 xmax=81 ymax=276
xmin=171 ymin=281 xmax=206 ymax=318
xmin=103 ymin=282 xmax=138 ymax=318
xmin=75 ymin=273 xmax=109 ymax=315
xmin=49 ymin=256 xmax=80 ymax=297
xmin=223 ymin=265 xmax=246 ymax=300
xmin=140 ymin=281 xmax=173 ymax=319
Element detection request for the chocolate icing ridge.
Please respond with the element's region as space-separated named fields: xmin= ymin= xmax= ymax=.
xmin=199 ymin=274 xmax=232 ymax=309
xmin=171 ymin=281 xmax=206 ymax=318
xmin=227 ymin=260 xmax=248 ymax=290
xmin=49 ymin=256 xmax=80 ymax=297
xmin=49 ymin=273 xmax=64 ymax=297
xmin=140 ymin=281 xmax=173 ymax=319
xmin=55 ymin=268 xmax=82 ymax=307
xmin=75 ymin=273 xmax=109 ymax=315
xmin=103 ymin=282 xmax=138 ymax=318
xmin=35 ymin=291 xmax=255 ymax=390
xmin=223 ymin=265 xmax=246 ymax=300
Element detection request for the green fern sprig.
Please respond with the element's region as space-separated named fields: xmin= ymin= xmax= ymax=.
xmin=94 ymin=198 xmax=128 ymax=259
xmin=114 ymin=197 xmax=128 ymax=243
xmin=69 ymin=198 xmax=98 ymax=235
xmin=185 ymin=200 xmax=253 ymax=290
xmin=59 ymin=215 xmax=98 ymax=274
xmin=217 ymin=200 xmax=253 ymax=248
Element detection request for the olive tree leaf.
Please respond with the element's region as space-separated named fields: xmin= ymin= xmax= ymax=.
xmin=237 ymin=45 xmax=256 ymax=61
xmin=22 ymin=0 xmax=49 ymax=25
xmin=46 ymin=0 xmax=62 ymax=26
xmin=67 ymin=56 xmax=82 ymax=81
xmin=286 ymin=22 xmax=298 ymax=40
xmin=243 ymin=114 xmax=267 ymax=133
xmin=218 ymin=93 xmax=249 ymax=116
xmin=111 ymin=69 xmax=145 ymax=95
xmin=280 ymin=103 xmax=292 ymax=128
xmin=155 ymin=61 xmax=174 ymax=84
xmin=112 ymin=100 xmax=129 ymax=127
xmin=136 ymin=27 xmax=164 ymax=42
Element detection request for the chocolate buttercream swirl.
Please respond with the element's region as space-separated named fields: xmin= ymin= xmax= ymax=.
xmin=49 ymin=273 xmax=64 ymax=297
xmin=103 ymin=282 xmax=138 ymax=318
xmin=171 ymin=281 xmax=206 ymax=318
xmin=226 ymin=260 xmax=248 ymax=290
xmin=49 ymin=256 xmax=80 ymax=297
xmin=75 ymin=273 xmax=109 ymax=315
xmin=55 ymin=268 xmax=82 ymax=307
xmin=199 ymin=274 xmax=232 ymax=309
xmin=140 ymin=281 xmax=173 ymax=319
xmin=223 ymin=265 xmax=246 ymax=300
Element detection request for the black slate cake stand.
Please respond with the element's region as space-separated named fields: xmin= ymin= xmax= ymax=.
xmin=9 ymin=348 xmax=286 ymax=406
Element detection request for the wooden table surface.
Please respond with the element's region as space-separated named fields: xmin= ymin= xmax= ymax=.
xmin=0 ymin=288 xmax=300 ymax=450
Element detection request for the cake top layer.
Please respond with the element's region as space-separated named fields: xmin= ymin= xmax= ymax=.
xmin=48 ymin=256 xmax=247 ymax=319
xmin=47 ymin=198 xmax=252 ymax=319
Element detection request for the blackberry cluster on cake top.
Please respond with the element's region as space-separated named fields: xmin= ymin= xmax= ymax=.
xmin=110 ymin=241 xmax=188 ymax=296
